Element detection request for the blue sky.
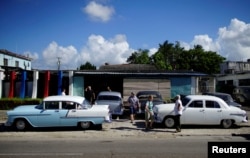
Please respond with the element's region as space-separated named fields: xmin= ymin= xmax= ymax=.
xmin=0 ymin=0 xmax=250 ymax=70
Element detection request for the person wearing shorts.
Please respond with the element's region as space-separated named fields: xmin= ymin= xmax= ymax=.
xmin=145 ymin=95 xmax=154 ymax=130
xmin=127 ymin=92 xmax=140 ymax=123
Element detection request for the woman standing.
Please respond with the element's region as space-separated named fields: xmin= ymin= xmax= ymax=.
xmin=145 ymin=95 xmax=154 ymax=130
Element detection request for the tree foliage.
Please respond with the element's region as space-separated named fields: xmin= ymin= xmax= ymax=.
xmin=127 ymin=40 xmax=226 ymax=74
xmin=152 ymin=41 xmax=183 ymax=70
xmin=78 ymin=61 xmax=96 ymax=70
xmin=126 ymin=49 xmax=151 ymax=64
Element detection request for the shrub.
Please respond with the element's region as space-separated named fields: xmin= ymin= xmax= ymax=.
xmin=0 ymin=98 xmax=42 ymax=110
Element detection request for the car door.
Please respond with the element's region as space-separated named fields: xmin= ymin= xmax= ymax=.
xmin=182 ymin=100 xmax=205 ymax=124
xmin=36 ymin=101 xmax=61 ymax=127
xmin=204 ymin=100 xmax=222 ymax=124
xmin=60 ymin=101 xmax=78 ymax=126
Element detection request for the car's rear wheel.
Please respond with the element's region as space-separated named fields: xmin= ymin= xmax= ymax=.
xmin=14 ymin=119 xmax=29 ymax=131
xmin=221 ymin=119 xmax=233 ymax=128
xmin=79 ymin=121 xmax=91 ymax=129
xmin=164 ymin=117 xmax=175 ymax=128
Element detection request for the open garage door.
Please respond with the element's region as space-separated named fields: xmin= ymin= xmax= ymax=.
xmin=123 ymin=78 xmax=171 ymax=102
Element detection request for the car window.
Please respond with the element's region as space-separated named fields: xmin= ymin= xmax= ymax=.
xmin=79 ymin=100 xmax=92 ymax=109
xmin=62 ymin=101 xmax=76 ymax=110
xmin=188 ymin=100 xmax=203 ymax=108
xmin=205 ymin=100 xmax=220 ymax=108
xmin=97 ymin=95 xmax=121 ymax=101
xmin=44 ymin=101 xmax=59 ymax=109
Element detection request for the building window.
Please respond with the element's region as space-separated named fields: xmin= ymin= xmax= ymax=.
xmin=3 ymin=58 xmax=8 ymax=66
xmin=15 ymin=61 xmax=19 ymax=67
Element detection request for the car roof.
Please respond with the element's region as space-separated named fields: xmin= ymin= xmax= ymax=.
xmin=203 ymin=92 xmax=230 ymax=96
xmin=185 ymin=95 xmax=230 ymax=108
xmin=43 ymin=95 xmax=85 ymax=104
xmin=97 ymin=91 xmax=121 ymax=97
xmin=186 ymin=95 xmax=223 ymax=100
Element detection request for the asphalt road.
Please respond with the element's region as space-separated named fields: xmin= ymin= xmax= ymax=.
xmin=0 ymin=135 xmax=249 ymax=158
xmin=0 ymin=108 xmax=249 ymax=158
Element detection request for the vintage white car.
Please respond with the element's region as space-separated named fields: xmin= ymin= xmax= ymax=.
xmin=153 ymin=95 xmax=248 ymax=128
xmin=5 ymin=95 xmax=111 ymax=131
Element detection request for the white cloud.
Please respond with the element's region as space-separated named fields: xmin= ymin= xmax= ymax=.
xmin=217 ymin=18 xmax=250 ymax=61
xmin=149 ymin=48 xmax=157 ymax=56
xmin=23 ymin=51 xmax=39 ymax=60
xmin=26 ymin=18 xmax=250 ymax=70
xmin=83 ymin=1 xmax=115 ymax=22
xmin=23 ymin=51 xmax=40 ymax=69
xmin=191 ymin=35 xmax=220 ymax=52
xmin=42 ymin=41 xmax=78 ymax=70
xmin=29 ymin=35 xmax=133 ymax=70
xmin=180 ymin=18 xmax=250 ymax=61
xmin=78 ymin=34 xmax=132 ymax=67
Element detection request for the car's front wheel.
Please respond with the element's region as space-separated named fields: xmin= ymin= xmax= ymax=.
xmin=79 ymin=121 xmax=91 ymax=129
xmin=221 ymin=119 xmax=233 ymax=128
xmin=14 ymin=119 xmax=29 ymax=131
xmin=163 ymin=117 xmax=175 ymax=128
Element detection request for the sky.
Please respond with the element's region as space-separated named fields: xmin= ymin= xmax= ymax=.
xmin=0 ymin=0 xmax=250 ymax=70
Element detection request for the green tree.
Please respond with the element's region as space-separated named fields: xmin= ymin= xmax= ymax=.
xmin=177 ymin=45 xmax=226 ymax=74
xmin=126 ymin=41 xmax=226 ymax=74
xmin=127 ymin=49 xmax=151 ymax=64
xmin=152 ymin=41 xmax=183 ymax=70
xmin=78 ymin=61 xmax=96 ymax=70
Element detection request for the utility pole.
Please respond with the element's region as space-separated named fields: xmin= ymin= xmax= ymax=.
xmin=57 ymin=57 xmax=61 ymax=70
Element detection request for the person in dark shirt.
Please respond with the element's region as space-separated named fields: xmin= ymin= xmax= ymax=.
xmin=85 ymin=86 xmax=95 ymax=105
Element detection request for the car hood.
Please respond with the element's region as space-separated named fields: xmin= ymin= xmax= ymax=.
xmin=12 ymin=105 xmax=37 ymax=111
xmin=153 ymin=103 xmax=175 ymax=110
xmin=229 ymin=105 xmax=246 ymax=112
xmin=227 ymin=101 xmax=242 ymax=107
xmin=7 ymin=105 xmax=38 ymax=115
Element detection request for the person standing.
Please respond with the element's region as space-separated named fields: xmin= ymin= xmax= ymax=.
xmin=85 ymin=86 xmax=95 ymax=105
xmin=61 ymin=89 xmax=66 ymax=95
xmin=127 ymin=92 xmax=140 ymax=124
xmin=145 ymin=95 xmax=154 ymax=130
xmin=107 ymin=86 xmax=112 ymax=91
xmin=174 ymin=95 xmax=183 ymax=132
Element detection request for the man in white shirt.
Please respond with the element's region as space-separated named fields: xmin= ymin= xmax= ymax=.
xmin=174 ymin=95 xmax=183 ymax=132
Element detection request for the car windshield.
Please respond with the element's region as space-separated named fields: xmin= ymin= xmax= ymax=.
xmin=217 ymin=94 xmax=233 ymax=102
xmin=137 ymin=93 xmax=162 ymax=100
xmin=97 ymin=95 xmax=121 ymax=101
xmin=35 ymin=103 xmax=43 ymax=109
xmin=225 ymin=95 xmax=234 ymax=102
xmin=181 ymin=97 xmax=191 ymax=107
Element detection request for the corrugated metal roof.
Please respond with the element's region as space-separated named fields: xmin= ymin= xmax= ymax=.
xmin=74 ymin=70 xmax=207 ymax=76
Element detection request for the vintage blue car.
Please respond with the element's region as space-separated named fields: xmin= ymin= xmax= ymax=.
xmin=96 ymin=91 xmax=124 ymax=116
xmin=5 ymin=95 xmax=111 ymax=131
